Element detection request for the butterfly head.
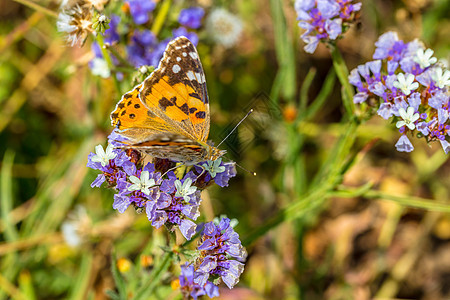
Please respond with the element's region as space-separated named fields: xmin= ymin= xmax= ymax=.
xmin=207 ymin=144 xmax=227 ymax=161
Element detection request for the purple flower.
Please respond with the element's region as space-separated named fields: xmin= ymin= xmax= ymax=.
xmin=104 ymin=15 xmax=120 ymax=45
xmin=127 ymin=29 xmax=158 ymax=67
xmin=178 ymin=7 xmax=204 ymax=29
xmin=193 ymin=217 xmax=247 ymax=289
xmin=126 ymin=0 xmax=156 ymax=25
xmin=395 ymin=135 xmax=414 ymax=152
xmin=349 ymin=31 xmax=450 ymax=153
xmin=179 ymin=263 xmax=219 ymax=300
xmin=295 ymin=0 xmax=361 ymax=53
xmin=172 ymin=27 xmax=199 ymax=46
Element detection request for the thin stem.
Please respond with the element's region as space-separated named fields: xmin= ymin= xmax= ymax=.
xmin=95 ymin=32 xmax=121 ymax=94
xmin=331 ymin=188 xmax=450 ymax=212
xmin=331 ymin=46 xmax=355 ymax=116
xmin=13 ymin=0 xmax=58 ymax=18
xmin=107 ymin=46 xmax=134 ymax=69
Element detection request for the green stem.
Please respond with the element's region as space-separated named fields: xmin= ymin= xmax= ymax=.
xmin=242 ymin=187 xmax=328 ymax=247
xmin=13 ymin=0 xmax=58 ymax=18
xmin=134 ymin=252 xmax=174 ymax=299
xmin=331 ymin=46 xmax=354 ymax=116
xmin=331 ymin=188 xmax=450 ymax=212
xmin=107 ymin=46 xmax=134 ymax=69
xmin=134 ymin=232 xmax=176 ymax=299
xmin=151 ymin=0 xmax=172 ymax=37
xmin=95 ymin=33 xmax=121 ymax=94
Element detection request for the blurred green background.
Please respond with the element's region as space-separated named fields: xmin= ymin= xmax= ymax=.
xmin=1 ymin=0 xmax=450 ymax=299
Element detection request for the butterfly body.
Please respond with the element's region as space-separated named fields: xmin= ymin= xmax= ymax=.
xmin=111 ymin=36 xmax=226 ymax=165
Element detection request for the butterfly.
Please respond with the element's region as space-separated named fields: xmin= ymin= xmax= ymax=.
xmin=110 ymin=36 xmax=226 ymax=165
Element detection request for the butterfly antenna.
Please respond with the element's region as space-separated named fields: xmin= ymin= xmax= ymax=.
xmin=217 ymin=109 xmax=254 ymax=148
xmin=223 ymin=157 xmax=256 ymax=176
xmin=235 ymin=161 xmax=256 ymax=176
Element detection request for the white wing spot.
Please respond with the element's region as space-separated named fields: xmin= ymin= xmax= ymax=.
xmin=182 ymin=52 xmax=187 ymax=57
xmin=175 ymin=46 xmax=182 ymax=50
xmin=195 ymin=72 xmax=206 ymax=83
xmin=187 ymin=71 xmax=196 ymax=81
xmin=172 ymin=64 xmax=181 ymax=73
xmin=189 ymin=52 xmax=198 ymax=60
xmin=182 ymin=44 xmax=188 ymax=48
xmin=176 ymin=57 xmax=181 ymax=62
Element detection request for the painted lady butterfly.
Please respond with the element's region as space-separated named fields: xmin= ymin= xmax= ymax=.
xmin=110 ymin=36 xmax=226 ymax=165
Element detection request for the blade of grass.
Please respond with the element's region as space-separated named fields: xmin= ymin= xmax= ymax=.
xmin=18 ymin=271 xmax=36 ymax=300
xmin=269 ymin=0 xmax=296 ymax=103
xmin=12 ymin=0 xmax=58 ymax=18
xmin=1 ymin=150 xmax=19 ymax=242
xmin=68 ymin=253 xmax=94 ymax=300
xmin=299 ymin=68 xmax=316 ymax=115
xmin=331 ymin=188 xmax=450 ymax=212
xmin=151 ymin=0 xmax=172 ymax=37
xmin=0 ymin=273 xmax=26 ymax=300
xmin=302 ymin=68 xmax=336 ymax=121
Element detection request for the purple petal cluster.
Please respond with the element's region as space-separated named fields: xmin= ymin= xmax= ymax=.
xmin=127 ymin=29 xmax=163 ymax=67
xmin=178 ymin=7 xmax=205 ymax=29
xmin=295 ymin=0 xmax=362 ymax=53
xmin=349 ymin=32 xmax=450 ymax=153
xmin=125 ymin=0 xmax=156 ymax=25
xmin=103 ymin=14 xmax=120 ymax=45
xmin=127 ymin=29 xmax=199 ymax=68
xmin=194 ymin=159 xmax=237 ymax=188
xmin=192 ymin=217 xmax=247 ymax=289
xmin=179 ymin=263 xmax=219 ymax=300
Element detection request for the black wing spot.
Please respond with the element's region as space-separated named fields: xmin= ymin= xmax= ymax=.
xmin=195 ymin=111 xmax=206 ymax=119
xmin=129 ymin=114 xmax=135 ymax=119
xmin=189 ymin=107 xmax=197 ymax=114
xmin=117 ymin=103 xmax=125 ymax=109
xmin=123 ymin=93 xmax=133 ymax=99
xmin=127 ymin=101 xmax=132 ymax=106
xmin=180 ymin=103 xmax=189 ymax=115
xmin=159 ymin=97 xmax=174 ymax=110
xmin=134 ymin=104 xmax=140 ymax=109
xmin=189 ymin=93 xmax=201 ymax=100
xmin=111 ymin=113 xmax=118 ymax=119
xmin=121 ymin=110 xmax=126 ymax=116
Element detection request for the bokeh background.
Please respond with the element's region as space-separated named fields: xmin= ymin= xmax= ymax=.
xmin=1 ymin=0 xmax=450 ymax=299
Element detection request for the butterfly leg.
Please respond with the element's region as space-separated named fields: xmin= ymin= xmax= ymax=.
xmin=161 ymin=164 xmax=184 ymax=178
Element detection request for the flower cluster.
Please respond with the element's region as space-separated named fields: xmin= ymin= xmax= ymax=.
xmin=349 ymin=32 xmax=450 ymax=153
xmin=87 ymin=129 xmax=245 ymax=298
xmin=193 ymin=218 xmax=247 ymax=289
xmin=179 ymin=263 xmax=219 ymax=300
xmin=87 ymin=132 xmax=236 ymax=240
xmin=295 ymin=0 xmax=362 ymax=53
xmin=178 ymin=217 xmax=246 ymax=299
